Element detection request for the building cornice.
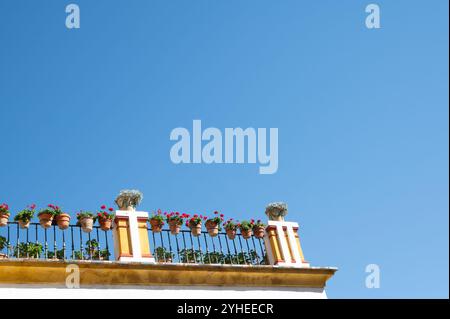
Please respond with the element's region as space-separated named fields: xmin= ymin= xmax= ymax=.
xmin=0 ymin=259 xmax=337 ymax=288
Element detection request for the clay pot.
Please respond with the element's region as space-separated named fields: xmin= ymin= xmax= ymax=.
xmin=0 ymin=213 xmax=10 ymax=227
xmin=80 ymin=217 xmax=94 ymax=233
xmin=240 ymin=229 xmax=253 ymax=239
xmin=168 ymin=220 xmax=181 ymax=235
xmin=253 ymin=226 xmax=265 ymax=239
xmin=18 ymin=220 xmax=31 ymax=229
xmin=150 ymin=219 xmax=163 ymax=233
xmin=56 ymin=213 xmax=71 ymax=230
xmin=38 ymin=213 xmax=54 ymax=229
xmin=226 ymin=229 xmax=236 ymax=240
xmin=190 ymin=224 xmax=202 ymax=237
xmin=98 ymin=218 xmax=112 ymax=231
xmin=0 ymin=253 xmax=8 ymax=259
xmin=205 ymin=220 xmax=219 ymax=237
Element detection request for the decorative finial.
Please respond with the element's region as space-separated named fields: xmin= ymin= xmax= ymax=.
xmin=115 ymin=189 xmax=143 ymax=211
xmin=265 ymin=202 xmax=288 ymax=221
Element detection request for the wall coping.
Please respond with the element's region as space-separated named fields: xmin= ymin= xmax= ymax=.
xmin=0 ymin=259 xmax=337 ymax=288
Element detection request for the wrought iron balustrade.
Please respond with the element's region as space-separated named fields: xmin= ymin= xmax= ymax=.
xmin=0 ymin=221 xmax=268 ymax=265
xmin=149 ymin=228 xmax=268 ymax=265
xmin=0 ymin=221 xmax=113 ymax=261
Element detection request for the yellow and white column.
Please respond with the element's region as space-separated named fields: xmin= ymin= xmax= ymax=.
xmin=113 ymin=209 xmax=155 ymax=263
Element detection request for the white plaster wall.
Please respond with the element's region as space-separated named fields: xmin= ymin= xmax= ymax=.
xmin=0 ymin=285 xmax=327 ymax=299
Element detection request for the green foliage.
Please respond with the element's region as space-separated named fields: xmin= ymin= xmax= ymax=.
xmin=154 ymin=246 xmax=174 ymax=261
xmin=13 ymin=242 xmax=43 ymax=258
xmin=14 ymin=209 xmax=35 ymax=222
xmin=0 ymin=236 xmax=7 ymax=250
xmin=47 ymin=249 xmax=65 ymax=259
xmin=179 ymin=249 xmax=202 ymax=263
xmin=73 ymin=239 xmax=110 ymax=260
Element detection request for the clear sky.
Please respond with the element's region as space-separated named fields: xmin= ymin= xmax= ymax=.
xmin=0 ymin=0 xmax=448 ymax=298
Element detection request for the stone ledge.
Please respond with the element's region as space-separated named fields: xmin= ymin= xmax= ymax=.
xmin=0 ymin=259 xmax=337 ymax=288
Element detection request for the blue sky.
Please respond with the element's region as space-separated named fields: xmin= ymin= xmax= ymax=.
xmin=0 ymin=0 xmax=448 ymax=298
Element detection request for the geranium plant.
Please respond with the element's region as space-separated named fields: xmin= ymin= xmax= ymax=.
xmin=14 ymin=204 xmax=36 ymax=229
xmin=253 ymin=219 xmax=266 ymax=239
xmin=205 ymin=211 xmax=224 ymax=237
xmin=166 ymin=211 xmax=188 ymax=235
xmin=97 ymin=205 xmax=114 ymax=231
xmin=37 ymin=204 xmax=58 ymax=229
xmin=186 ymin=214 xmax=207 ymax=237
xmin=149 ymin=209 xmax=165 ymax=232
xmin=76 ymin=211 xmax=95 ymax=233
xmin=223 ymin=218 xmax=238 ymax=239
xmin=238 ymin=220 xmax=255 ymax=239
xmin=0 ymin=203 xmax=10 ymax=227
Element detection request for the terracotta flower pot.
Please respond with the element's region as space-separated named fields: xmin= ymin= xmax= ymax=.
xmin=205 ymin=220 xmax=219 ymax=237
xmin=98 ymin=218 xmax=112 ymax=231
xmin=0 ymin=213 xmax=10 ymax=227
xmin=0 ymin=253 xmax=8 ymax=259
xmin=226 ymin=229 xmax=236 ymax=240
xmin=190 ymin=224 xmax=202 ymax=237
xmin=168 ymin=220 xmax=181 ymax=235
xmin=240 ymin=229 xmax=253 ymax=239
xmin=56 ymin=213 xmax=71 ymax=230
xmin=18 ymin=220 xmax=31 ymax=229
xmin=80 ymin=217 xmax=94 ymax=233
xmin=253 ymin=226 xmax=265 ymax=239
xmin=38 ymin=213 xmax=54 ymax=229
xmin=150 ymin=219 xmax=163 ymax=233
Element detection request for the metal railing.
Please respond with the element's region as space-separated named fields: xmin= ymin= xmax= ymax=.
xmin=149 ymin=228 xmax=268 ymax=265
xmin=0 ymin=221 xmax=113 ymax=261
xmin=0 ymin=222 xmax=268 ymax=265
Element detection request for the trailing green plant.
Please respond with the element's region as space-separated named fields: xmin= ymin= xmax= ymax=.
xmin=0 ymin=236 xmax=7 ymax=250
xmin=154 ymin=246 xmax=174 ymax=261
xmin=223 ymin=250 xmax=260 ymax=265
xmin=14 ymin=204 xmax=36 ymax=223
xmin=13 ymin=242 xmax=43 ymax=258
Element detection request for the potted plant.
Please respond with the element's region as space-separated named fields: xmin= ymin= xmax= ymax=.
xmin=13 ymin=242 xmax=43 ymax=259
xmin=115 ymin=189 xmax=143 ymax=211
xmin=149 ymin=209 xmax=165 ymax=232
xmin=253 ymin=220 xmax=266 ymax=238
xmin=155 ymin=246 xmax=174 ymax=262
xmin=37 ymin=205 xmax=57 ymax=229
xmin=238 ymin=220 xmax=255 ymax=239
xmin=14 ymin=204 xmax=36 ymax=229
xmin=265 ymin=202 xmax=288 ymax=221
xmin=0 ymin=203 xmax=10 ymax=227
xmin=97 ymin=205 xmax=114 ymax=231
xmin=223 ymin=218 xmax=238 ymax=240
xmin=166 ymin=211 xmax=188 ymax=235
xmin=76 ymin=211 xmax=94 ymax=233
xmin=0 ymin=236 xmax=7 ymax=259
xmin=54 ymin=206 xmax=71 ymax=230
xmin=205 ymin=211 xmax=224 ymax=237
xmin=186 ymin=214 xmax=206 ymax=237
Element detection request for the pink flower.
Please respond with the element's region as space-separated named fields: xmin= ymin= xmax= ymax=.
xmin=101 ymin=205 xmax=106 ymax=209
